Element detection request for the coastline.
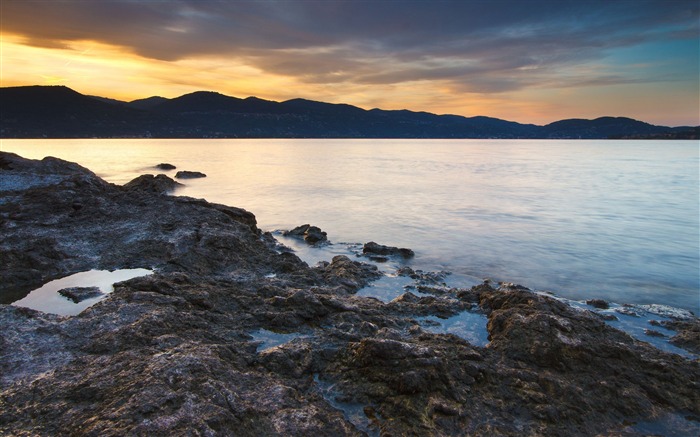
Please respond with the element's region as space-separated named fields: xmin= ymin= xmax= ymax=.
xmin=1 ymin=151 xmax=698 ymax=435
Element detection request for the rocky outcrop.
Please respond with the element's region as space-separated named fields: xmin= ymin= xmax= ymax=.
xmin=175 ymin=170 xmax=206 ymax=179
xmin=363 ymin=241 xmax=415 ymax=259
xmin=1 ymin=152 xmax=698 ymax=436
xmin=155 ymin=163 xmax=176 ymax=170
xmin=122 ymin=173 xmax=182 ymax=194
xmin=283 ymin=224 xmax=328 ymax=245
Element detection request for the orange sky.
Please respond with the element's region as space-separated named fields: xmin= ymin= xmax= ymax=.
xmin=1 ymin=1 xmax=698 ymax=126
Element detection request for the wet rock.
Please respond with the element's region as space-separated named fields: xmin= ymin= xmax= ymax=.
xmin=174 ymin=170 xmax=206 ymax=179
xmin=397 ymin=267 xmax=449 ymax=286
xmin=320 ymin=255 xmax=382 ymax=290
xmin=57 ymin=286 xmax=104 ymax=303
xmin=586 ymin=298 xmax=610 ymax=309
xmin=644 ymin=329 xmax=666 ymax=338
xmin=122 ymin=174 xmax=182 ymax=194
xmin=362 ymin=241 xmax=414 ymax=259
xmin=660 ymin=319 xmax=700 ymax=354
xmin=155 ymin=163 xmax=176 ymax=170
xmin=1 ymin=152 xmax=699 ymax=437
xmin=283 ymin=224 xmax=328 ymax=244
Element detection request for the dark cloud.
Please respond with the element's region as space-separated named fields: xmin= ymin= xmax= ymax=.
xmin=2 ymin=0 xmax=698 ymax=93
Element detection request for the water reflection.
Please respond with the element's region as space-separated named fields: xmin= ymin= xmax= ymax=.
xmin=2 ymin=139 xmax=697 ymax=311
xmin=11 ymin=269 xmax=153 ymax=316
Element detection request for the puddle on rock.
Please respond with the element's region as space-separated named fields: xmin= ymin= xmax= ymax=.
xmin=619 ymin=411 xmax=700 ymax=436
xmin=250 ymin=329 xmax=308 ymax=352
xmin=314 ymin=374 xmax=381 ymax=437
xmin=417 ymin=310 xmax=490 ymax=347
xmin=355 ymin=274 xmax=426 ymax=303
xmin=11 ymin=268 xmax=153 ymax=316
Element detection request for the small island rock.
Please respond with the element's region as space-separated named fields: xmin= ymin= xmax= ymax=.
xmin=175 ymin=170 xmax=207 ymax=179
xmin=123 ymin=174 xmax=182 ymax=194
xmin=586 ymin=299 xmax=610 ymax=309
xmin=283 ymin=224 xmax=328 ymax=244
xmin=155 ymin=163 xmax=176 ymax=170
xmin=363 ymin=241 xmax=414 ymax=259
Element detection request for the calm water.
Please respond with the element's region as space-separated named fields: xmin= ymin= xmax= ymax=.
xmin=2 ymin=139 xmax=698 ymax=312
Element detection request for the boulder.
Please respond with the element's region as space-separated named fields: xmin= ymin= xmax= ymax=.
xmin=283 ymin=224 xmax=328 ymax=245
xmin=362 ymin=241 xmax=414 ymax=259
xmin=155 ymin=163 xmax=176 ymax=170
xmin=586 ymin=298 xmax=610 ymax=309
xmin=122 ymin=174 xmax=182 ymax=194
xmin=174 ymin=171 xmax=206 ymax=179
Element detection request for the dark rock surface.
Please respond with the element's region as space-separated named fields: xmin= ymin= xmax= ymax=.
xmin=283 ymin=224 xmax=328 ymax=245
xmin=363 ymin=241 xmax=415 ymax=259
xmin=57 ymin=286 xmax=104 ymax=303
xmin=155 ymin=163 xmax=176 ymax=170
xmin=586 ymin=298 xmax=610 ymax=309
xmin=174 ymin=170 xmax=207 ymax=179
xmin=1 ymin=152 xmax=699 ymax=436
xmin=122 ymin=173 xmax=182 ymax=194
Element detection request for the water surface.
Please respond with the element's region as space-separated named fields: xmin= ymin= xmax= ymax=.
xmin=2 ymin=139 xmax=697 ymax=312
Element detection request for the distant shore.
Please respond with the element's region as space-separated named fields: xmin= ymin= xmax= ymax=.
xmin=2 ymin=85 xmax=698 ymax=139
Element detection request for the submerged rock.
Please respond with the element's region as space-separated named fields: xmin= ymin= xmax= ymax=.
xmin=155 ymin=163 xmax=176 ymax=170
xmin=362 ymin=241 xmax=415 ymax=259
xmin=57 ymin=286 xmax=104 ymax=303
xmin=1 ymin=151 xmax=699 ymax=436
xmin=174 ymin=170 xmax=206 ymax=179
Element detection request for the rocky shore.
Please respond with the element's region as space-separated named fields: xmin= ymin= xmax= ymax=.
xmin=1 ymin=151 xmax=698 ymax=436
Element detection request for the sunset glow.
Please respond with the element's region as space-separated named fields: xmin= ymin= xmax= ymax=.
xmin=1 ymin=0 xmax=698 ymax=126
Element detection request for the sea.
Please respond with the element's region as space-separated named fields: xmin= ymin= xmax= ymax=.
xmin=2 ymin=138 xmax=698 ymax=314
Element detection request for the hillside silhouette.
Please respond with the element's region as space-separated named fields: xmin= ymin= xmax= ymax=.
xmin=1 ymin=86 xmax=695 ymax=139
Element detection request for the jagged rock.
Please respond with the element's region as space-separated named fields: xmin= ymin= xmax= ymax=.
xmin=661 ymin=319 xmax=700 ymax=354
xmin=174 ymin=170 xmax=206 ymax=179
xmin=362 ymin=241 xmax=414 ymax=259
xmin=1 ymin=152 xmax=699 ymax=437
xmin=283 ymin=224 xmax=328 ymax=244
xmin=57 ymin=286 xmax=104 ymax=303
xmin=320 ymin=255 xmax=382 ymax=289
xmin=122 ymin=174 xmax=182 ymax=194
xmin=586 ymin=298 xmax=610 ymax=309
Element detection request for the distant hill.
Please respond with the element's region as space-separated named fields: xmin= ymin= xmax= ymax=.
xmin=0 ymin=85 xmax=695 ymax=139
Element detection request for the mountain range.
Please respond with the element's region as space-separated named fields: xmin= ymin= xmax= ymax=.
xmin=1 ymin=85 xmax=697 ymax=139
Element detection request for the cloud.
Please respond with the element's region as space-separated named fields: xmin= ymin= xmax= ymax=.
xmin=1 ymin=0 xmax=698 ymax=96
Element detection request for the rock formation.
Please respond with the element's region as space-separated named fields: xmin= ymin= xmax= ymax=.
xmin=1 ymin=152 xmax=698 ymax=436
xmin=57 ymin=286 xmax=104 ymax=303
xmin=363 ymin=241 xmax=415 ymax=259
xmin=283 ymin=224 xmax=329 ymax=245
xmin=175 ymin=170 xmax=207 ymax=179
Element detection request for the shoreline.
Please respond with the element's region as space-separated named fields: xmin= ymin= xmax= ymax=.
xmin=1 ymin=152 xmax=699 ymax=435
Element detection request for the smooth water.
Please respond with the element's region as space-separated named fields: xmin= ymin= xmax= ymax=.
xmin=11 ymin=269 xmax=153 ymax=316
xmin=2 ymin=139 xmax=698 ymax=312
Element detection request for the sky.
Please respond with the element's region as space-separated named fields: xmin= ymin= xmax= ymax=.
xmin=1 ymin=0 xmax=698 ymax=126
